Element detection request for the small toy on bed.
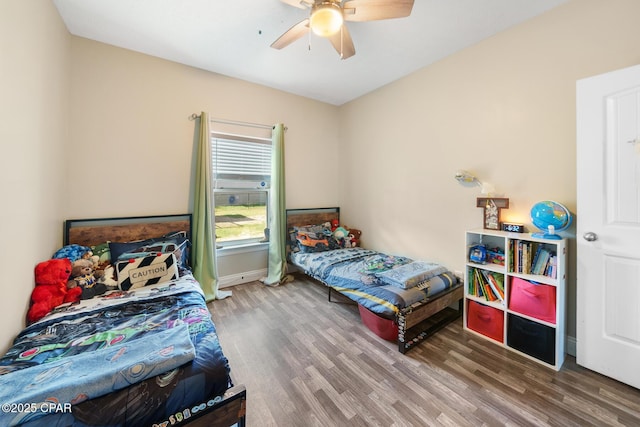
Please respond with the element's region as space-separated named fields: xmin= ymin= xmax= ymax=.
xmin=68 ymin=258 xmax=108 ymax=300
xmin=333 ymin=226 xmax=350 ymax=247
xmin=27 ymin=258 xmax=83 ymax=323
xmin=347 ymin=228 xmax=362 ymax=247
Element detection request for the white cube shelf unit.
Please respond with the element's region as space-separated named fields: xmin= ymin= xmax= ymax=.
xmin=463 ymin=229 xmax=567 ymax=370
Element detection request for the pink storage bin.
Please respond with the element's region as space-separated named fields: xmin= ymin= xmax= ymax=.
xmin=508 ymin=277 xmax=556 ymax=324
xmin=467 ymin=300 xmax=504 ymax=343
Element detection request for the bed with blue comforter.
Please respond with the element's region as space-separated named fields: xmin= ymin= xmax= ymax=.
xmin=287 ymin=208 xmax=464 ymax=353
xmin=0 ymin=215 xmax=245 ymax=427
xmin=291 ymin=247 xmax=458 ymax=318
xmin=0 ymin=275 xmax=234 ymax=427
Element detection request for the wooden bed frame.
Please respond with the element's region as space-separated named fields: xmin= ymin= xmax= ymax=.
xmin=64 ymin=214 xmax=247 ymax=427
xmin=286 ymin=207 xmax=464 ymax=354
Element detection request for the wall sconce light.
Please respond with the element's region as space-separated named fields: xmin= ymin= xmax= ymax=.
xmin=454 ymin=170 xmax=479 ymax=185
xmin=454 ymin=170 xmax=496 ymax=195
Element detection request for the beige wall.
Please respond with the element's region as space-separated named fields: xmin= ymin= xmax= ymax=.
xmin=0 ymin=1 xmax=71 ymax=352
xmin=338 ymin=0 xmax=640 ymax=341
xmin=68 ymin=37 xmax=341 ymax=218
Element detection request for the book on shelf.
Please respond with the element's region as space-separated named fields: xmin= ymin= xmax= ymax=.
xmin=514 ymin=240 xmax=535 ymax=274
xmin=532 ymin=248 xmax=550 ymax=275
xmin=483 ymin=270 xmax=505 ymax=301
xmin=469 ymin=267 xmax=503 ymax=302
xmin=545 ymin=255 xmax=557 ymax=279
xmin=511 ymin=240 xmax=559 ymax=278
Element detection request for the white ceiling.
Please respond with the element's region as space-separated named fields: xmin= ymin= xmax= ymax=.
xmin=53 ymin=0 xmax=567 ymax=106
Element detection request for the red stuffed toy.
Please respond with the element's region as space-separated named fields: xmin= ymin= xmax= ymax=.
xmin=27 ymin=258 xmax=82 ymax=324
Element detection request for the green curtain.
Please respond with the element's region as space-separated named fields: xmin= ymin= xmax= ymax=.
xmin=263 ymin=123 xmax=289 ymax=285
xmin=191 ymin=112 xmax=218 ymax=301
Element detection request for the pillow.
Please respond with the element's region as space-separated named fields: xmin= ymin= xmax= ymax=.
xmin=158 ymin=238 xmax=190 ymax=272
xmin=109 ymin=239 xmax=154 ymax=265
xmin=114 ymin=239 xmax=190 ymax=270
xmin=295 ymin=232 xmax=340 ymax=253
xmin=116 ymin=253 xmax=180 ymax=290
xmin=294 ymin=223 xmax=342 ymax=253
xmin=52 ymin=244 xmax=91 ymax=262
xmin=151 ymin=232 xmax=191 ymax=270
xmin=375 ymin=261 xmax=448 ymax=289
xmin=290 ymin=224 xmax=333 ymax=253
xmin=294 ymin=224 xmax=328 ymax=238
xmin=108 ymin=231 xmax=191 ymax=270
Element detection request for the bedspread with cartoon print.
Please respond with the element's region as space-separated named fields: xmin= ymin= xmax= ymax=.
xmin=291 ymin=247 xmax=458 ymax=318
xmin=0 ymin=275 xmax=231 ymax=427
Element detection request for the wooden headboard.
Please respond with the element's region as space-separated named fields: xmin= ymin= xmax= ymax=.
xmin=64 ymin=214 xmax=192 ymax=247
xmin=285 ymin=207 xmax=340 ymax=231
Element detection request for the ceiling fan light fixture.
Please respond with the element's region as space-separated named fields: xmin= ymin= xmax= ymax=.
xmin=310 ymin=2 xmax=343 ymax=37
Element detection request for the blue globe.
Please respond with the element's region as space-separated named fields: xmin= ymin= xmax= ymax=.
xmin=530 ymin=201 xmax=572 ymax=239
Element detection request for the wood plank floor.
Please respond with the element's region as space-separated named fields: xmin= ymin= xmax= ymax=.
xmin=209 ymin=275 xmax=640 ymax=427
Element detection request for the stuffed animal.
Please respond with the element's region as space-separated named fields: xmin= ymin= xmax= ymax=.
xmin=333 ymin=226 xmax=351 ymax=247
xmin=27 ymin=258 xmax=83 ymax=324
xmin=348 ymin=228 xmax=362 ymax=247
xmin=69 ymin=259 xmax=107 ymax=300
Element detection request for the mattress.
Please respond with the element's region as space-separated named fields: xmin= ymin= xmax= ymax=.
xmin=291 ymin=247 xmax=458 ymax=318
xmin=0 ymin=274 xmax=231 ymax=427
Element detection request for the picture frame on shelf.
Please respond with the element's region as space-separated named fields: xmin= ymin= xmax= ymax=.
xmin=477 ymin=197 xmax=509 ymax=230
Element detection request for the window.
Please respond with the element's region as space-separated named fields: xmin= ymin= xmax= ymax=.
xmin=211 ymin=133 xmax=271 ymax=248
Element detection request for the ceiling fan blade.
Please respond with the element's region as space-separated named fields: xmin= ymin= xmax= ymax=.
xmin=271 ymin=19 xmax=310 ymax=49
xmin=343 ymin=0 xmax=414 ymax=22
xmin=279 ymin=0 xmax=312 ymax=9
xmin=328 ymin=24 xmax=355 ymax=60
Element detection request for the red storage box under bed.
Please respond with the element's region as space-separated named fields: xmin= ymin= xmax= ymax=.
xmin=358 ymin=304 xmax=398 ymax=341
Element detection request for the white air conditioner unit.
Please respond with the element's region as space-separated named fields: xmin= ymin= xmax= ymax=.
xmin=214 ymin=180 xmax=269 ymax=190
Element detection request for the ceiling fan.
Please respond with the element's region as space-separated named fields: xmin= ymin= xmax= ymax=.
xmin=271 ymin=0 xmax=415 ymax=60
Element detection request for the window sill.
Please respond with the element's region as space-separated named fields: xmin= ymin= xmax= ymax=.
xmin=216 ymin=242 xmax=269 ymax=257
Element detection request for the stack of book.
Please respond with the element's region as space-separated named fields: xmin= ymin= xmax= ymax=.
xmin=509 ymin=240 xmax=557 ymax=278
xmin=468 ymin=268 xmax=505 ymax=303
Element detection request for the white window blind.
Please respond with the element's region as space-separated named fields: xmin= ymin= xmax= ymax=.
xmin=211 ymin=133 xmax=271 ymax=185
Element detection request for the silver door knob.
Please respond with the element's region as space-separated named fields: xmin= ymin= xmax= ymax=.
xmin=583 ymin=232 xmax=598 ymax=242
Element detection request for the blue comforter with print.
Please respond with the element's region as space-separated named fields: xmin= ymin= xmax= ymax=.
xmin=291 ymin=247 xmax=458 ymax=318
xmin=0 ymin=275 xmax=231 ymax=427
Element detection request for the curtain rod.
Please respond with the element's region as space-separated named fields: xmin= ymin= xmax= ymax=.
xmin=188 ymin=113 xmax=280 ymax=131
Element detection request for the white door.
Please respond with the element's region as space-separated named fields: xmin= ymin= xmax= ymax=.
xmin=577 ymin=64 xmax=640 ymax=389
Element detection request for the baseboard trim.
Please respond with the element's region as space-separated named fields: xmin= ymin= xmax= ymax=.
xmin=219 ymin=268 xmax=267 ymax=288
xmin=566 ymin=335 xmax=576 ymax=357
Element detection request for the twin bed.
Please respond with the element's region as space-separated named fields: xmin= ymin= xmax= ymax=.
xmin=286 ymin=208 xmax=464 ymax=353
xmin=0 ymin=214 xmax=246 ymax=427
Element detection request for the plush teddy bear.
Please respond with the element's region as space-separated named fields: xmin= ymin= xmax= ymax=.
xmin=347 ymin=228 xmax=362 ymax=247
xmin=68 ymin=258 xmax=107 ymax=300
xmin=27 ymin=258 xmax=83 ymax=324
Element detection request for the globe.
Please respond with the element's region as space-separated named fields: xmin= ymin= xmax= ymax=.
xmin=530 ymin=201 xmax=572 ymax=240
